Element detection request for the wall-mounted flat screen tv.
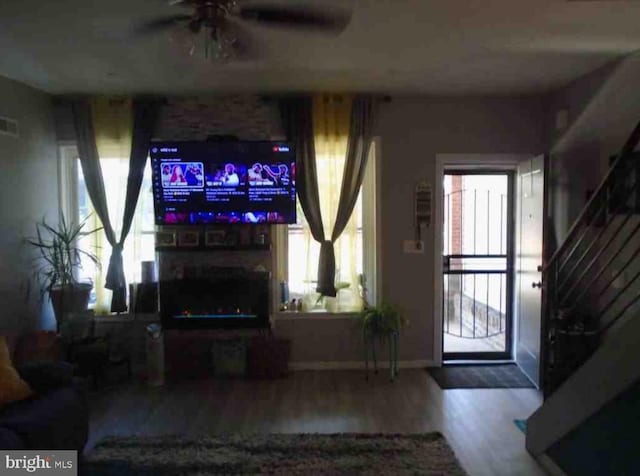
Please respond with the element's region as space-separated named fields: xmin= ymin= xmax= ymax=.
xmin=150 ymin=141 xmax=296 ymax=225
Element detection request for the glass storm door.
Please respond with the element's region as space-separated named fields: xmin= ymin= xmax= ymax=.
xmin=442 ymin=171 xmax=513 ymax=360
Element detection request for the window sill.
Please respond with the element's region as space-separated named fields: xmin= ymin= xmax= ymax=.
xmin=275 ymin=311 xmax=360 ymax=321
xmin=92 ymin=313 xmax=159 ymax=323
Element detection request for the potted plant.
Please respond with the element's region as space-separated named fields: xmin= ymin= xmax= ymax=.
xmin=359 ymin=302 xmax=407 ymax=337
xmin=27 ymin=214 xmax=101 ymax=332
xmin=358 ymin=302 xmax=407 ymax=381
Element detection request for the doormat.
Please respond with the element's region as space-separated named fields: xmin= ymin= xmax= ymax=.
xmin=427 ymin=364 xmax=535 ymax=389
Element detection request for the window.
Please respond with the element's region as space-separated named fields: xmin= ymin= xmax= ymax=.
xmin=284 ymin=141 xmax=378 ymax=313
xmin=59 ymin=145 xmax=155 ymax=313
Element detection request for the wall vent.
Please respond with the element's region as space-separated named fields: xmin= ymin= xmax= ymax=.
xmin=0 ymin=116 xmax=19 ymax=138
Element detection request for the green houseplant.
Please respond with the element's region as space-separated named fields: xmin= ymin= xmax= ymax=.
xmin=359 ymin=302 xmax=407 ymax=337
xmin=358 ymin=302 xmax=406 ymax=381
xmin=27 ymin=214 xmax=101 ymax=331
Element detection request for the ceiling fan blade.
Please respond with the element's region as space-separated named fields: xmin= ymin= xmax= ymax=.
xmin=166 ymin=0 xmax=203 ymax=7
xmin=237 ymin=4 xmax=351 ymax=33
xmin=134 ymin=14 xmax=193 ymax=35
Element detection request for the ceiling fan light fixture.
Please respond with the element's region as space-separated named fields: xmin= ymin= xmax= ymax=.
xmin=140 ymin=0 xmax=351 ymax=64
xmin=167 ymin=20 xmax=238 ymax=62
xmin=205 ymin=26 xmax=238 ymax=61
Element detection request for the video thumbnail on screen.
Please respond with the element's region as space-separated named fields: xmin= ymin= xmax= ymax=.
xmin=206 ymin=163 xmax=248 ymax=187
xmin=247 ymin=163 xmax=293 ymax=186
xmin=161 ymin=162 xmax=204 ymax=188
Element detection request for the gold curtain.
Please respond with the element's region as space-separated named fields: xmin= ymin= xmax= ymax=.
xmin=91 ymin=98 xmax=133 ymax=159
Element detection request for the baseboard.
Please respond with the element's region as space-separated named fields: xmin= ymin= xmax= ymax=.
xmin=537 ymin=454 xmax=567 ymax=476
xmin=289 ymin=360 xmax=436 ymax=371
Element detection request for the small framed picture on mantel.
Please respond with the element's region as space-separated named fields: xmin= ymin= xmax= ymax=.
xmin=205 ymin=229 xmax=226 ymax=247
xmin=156 ymin=230 xmax=177 ymax=248
xmin=178 ymin=230 xmax=200 ymax=247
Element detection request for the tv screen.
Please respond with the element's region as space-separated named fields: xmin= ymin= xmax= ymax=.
xmin=150 ymin=141 xmax=296 ymax=225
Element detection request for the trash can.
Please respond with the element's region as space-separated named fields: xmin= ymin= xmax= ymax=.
xmin=146 ymin=323 xmax=164 ymax=387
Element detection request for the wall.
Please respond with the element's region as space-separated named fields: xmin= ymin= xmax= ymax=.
xmin=376 ymin=96 xmax=544 ymax=363
xmin=545 ymin=59 xmax=620 ymax=151
xmin=54 ymin=94 xmax=545 ymax=364
xmin=0 ymin=75 xmax=58 ymax=331
xmin=546 ymin=53 xmax=640 ymax=245
xmin=158 ymin=95 xmax=545 ymax=364
xmin=274 ymin=96 xmax=544 ymax=365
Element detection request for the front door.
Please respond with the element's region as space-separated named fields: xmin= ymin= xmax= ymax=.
xmin=442 ymin=171 xmax=514 ymax=360
xmin=515 ymin=155 xmax=547 ymax=387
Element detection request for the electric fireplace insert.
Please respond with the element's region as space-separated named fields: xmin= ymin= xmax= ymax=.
xmin=159 ymin=270 xmax=270 ymax=330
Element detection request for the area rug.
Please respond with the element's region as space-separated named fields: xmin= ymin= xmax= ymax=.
xmin=427 ymin=364 xmax=535 ymax=389
xmin=84 ymin=433 xmax=467 ymax=475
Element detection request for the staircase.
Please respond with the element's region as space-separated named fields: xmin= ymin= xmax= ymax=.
xmin=541 ymin=121 xmax=640 ymax=396
xmin=526 ymin=121 xmax=640 ymax=474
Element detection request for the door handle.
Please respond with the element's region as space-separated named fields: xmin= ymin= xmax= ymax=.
xmin=532 ymin=281 xmax=542 ymax=289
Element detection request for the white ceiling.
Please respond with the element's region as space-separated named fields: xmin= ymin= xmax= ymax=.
xmin=1 ymin=0 xmax=640 ymax=95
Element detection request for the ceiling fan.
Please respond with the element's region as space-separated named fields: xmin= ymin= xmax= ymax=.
xmin=136 ymin=0 xmax=352 ymax=61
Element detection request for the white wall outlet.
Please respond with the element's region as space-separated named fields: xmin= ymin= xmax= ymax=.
xmin=403 ymin=240 xmax=424 ymax=254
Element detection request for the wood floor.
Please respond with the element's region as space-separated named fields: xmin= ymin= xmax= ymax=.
xmin=87 ymin=369 xmax=545 ymax=476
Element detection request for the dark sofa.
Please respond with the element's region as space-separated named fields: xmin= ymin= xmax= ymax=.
xmin=0 ymin=361 xmax=88 ymax=451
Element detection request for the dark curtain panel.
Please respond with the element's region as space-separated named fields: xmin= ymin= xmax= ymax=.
xmin=70 ymin=100 xmax=117 ymax=246
xmin=107 ymin=98 xmax=163 ymax=312
xmin=72 ymin=98 xmax=162 ymax=312
xmin=279 ymin=96 xmax=325 ymax=241
xmin=331 ymin=96 xmax=380 ymax=242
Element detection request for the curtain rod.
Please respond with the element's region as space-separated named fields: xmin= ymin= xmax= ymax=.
xmin=54 ymin=95 xmax=391 ymax=105
xmin=258 ymin=95 xmax=392 ymax=103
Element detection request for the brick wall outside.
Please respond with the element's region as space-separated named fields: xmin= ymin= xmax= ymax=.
xmin=450 ymin=175 xmax=463 ymax=255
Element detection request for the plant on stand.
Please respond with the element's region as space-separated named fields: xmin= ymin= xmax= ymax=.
xmin=359 ymin=302 xmax=407 ymax=337
xmin=358 ymin=302 xmax=407 ymax=381
xmin=26 ymin=214 xmax=101 ymax=333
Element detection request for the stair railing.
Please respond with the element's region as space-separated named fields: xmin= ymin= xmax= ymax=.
xmin=542 ymin=120 xmax=640 ymax=398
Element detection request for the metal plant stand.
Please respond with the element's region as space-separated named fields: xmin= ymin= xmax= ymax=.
xmin=364 ymin=330 xmax=399 ymax=381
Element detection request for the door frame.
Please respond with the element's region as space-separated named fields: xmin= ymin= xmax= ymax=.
xmin=433 ymin=154 xmax=533 ymax=366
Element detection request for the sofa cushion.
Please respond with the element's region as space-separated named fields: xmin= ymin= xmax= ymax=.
xmin=0 ymin=386 xmax=88 ymax=451
xmin=0 ymin=337 xmax=33 ymax=406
